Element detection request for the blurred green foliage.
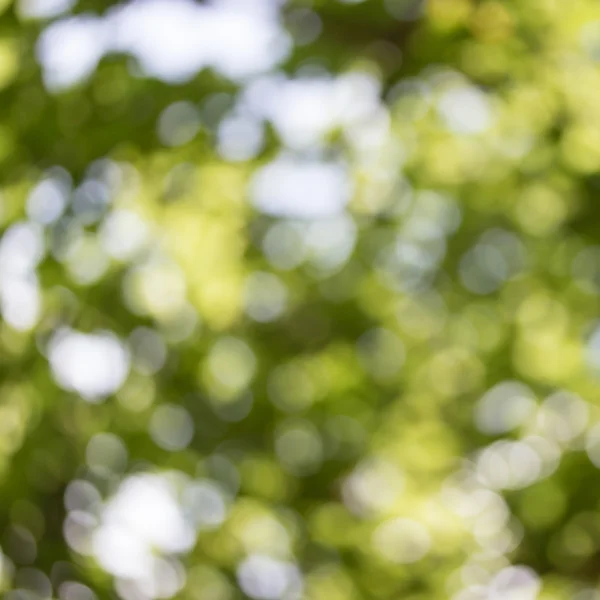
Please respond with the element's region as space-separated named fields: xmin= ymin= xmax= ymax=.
xmin=2 ymin=0 xmax=600 ymax=599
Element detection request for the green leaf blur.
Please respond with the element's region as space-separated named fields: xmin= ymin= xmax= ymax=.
xmin=0 ymin=0 xmax=600 ymax=599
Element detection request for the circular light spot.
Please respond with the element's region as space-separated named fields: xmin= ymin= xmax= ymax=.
xmin=181 ymin=481 xmax=227 ymax=530
xmin=206 ymin=337 xmax=256 ymax=398
xmin=48 ymin=329 xmax=130 ymax=402
xmin=15 ymin=567 xmax=52 ymax=598
xmin=342 ymin=458 xmax=404 ymax=516
xmin=86 ymin=433 xmax=128 ymax=475
xmin=63 ymin=512 xmax=96 ymax=556
xmin=157 ymin=101 xmax=201 ymax=147
xmin=64 ymin=480 xmax=102 ymax=514
xmin=437 ymin=85 xmax=492 ymax=134
xmin=237 ymin=555 xmax=302 ymax=600
xmin=251 ymin=157 xmax=352 ymax=219
xmin=244 ymin=272 xmax=288 ymax=323
xmin=475 ymin=381 xmax=536 ymax=435
xmin=149 ymin=404 xmax=194 ymax=451
xmin=372 ymin=518 xmax=431 ymax=564
xmin=99 ymin=209 xmax=149 ymax=261
xmin=26 ymin=177 xmax=69 ymax=225
xmin=217 ymin=115 xmax=264 ymax=162
xmin=58 ymin=581 xmax=98 ymax=600
xmin=262 ymin=221 xmax=306 ymax=271
xmin=488 ymin=566 xmax=540 ymax=600
xmin=129 ymin=327 xmax=167 ymax=375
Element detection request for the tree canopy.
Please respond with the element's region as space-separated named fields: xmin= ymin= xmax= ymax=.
xmin=1 ymin=0 xmax=600 ymax=599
